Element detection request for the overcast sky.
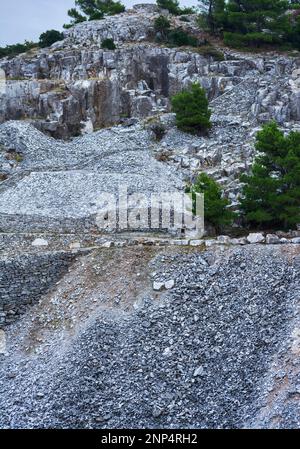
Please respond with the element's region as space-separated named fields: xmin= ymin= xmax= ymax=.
xmin=0 ymin=0 xmax=199 ymax=46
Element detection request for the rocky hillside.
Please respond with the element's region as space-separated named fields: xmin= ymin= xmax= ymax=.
xmin=1 ymin=244 xmax=300 ymax=429
xmin=1 ymin=4 xmax=300 ymax=430
xmin=1 ymin=3 xmax=300 ymax=139
xmin=0 ymin=5 xmax=300 ymax=219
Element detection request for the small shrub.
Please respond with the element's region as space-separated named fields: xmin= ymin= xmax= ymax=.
xmin=0 ymin=173 xmax=8 ymax=182
xmin=154 ymin=21 xmax=198 ymax=47
xmin=39 ymin=30 xmax=64 ymax=48
xmin=157 ymin=0 xmax=181 ymax=15
xmin=196 ymin=45 xmax=225 ymax=61
xmin=155 ymin=150 xmax=171 ymax=162
xmin=101 ymin=38 xmax=116 ymax=50
xmin=5 ymin=150 xmax=23 ymax=162
xmin=156 ymin=0 xmax=194 ymax=15
xmin=171 ymin=83 xmax=211 ymax=135
xmin=150 ymin=122 xmax=167 ymax=141
xmin=187 ymin=173 xmax=234 ymax=231
xmin=180 ymin=7 xmax=195 ymax=15
xmin=154 ymin=16 xmax=171 ymax=40
xmin=167 ymin=28 xmax=198 ymax=47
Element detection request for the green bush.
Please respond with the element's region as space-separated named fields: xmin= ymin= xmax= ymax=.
xmin=39 ymin=30 xmax=64 ymax=48
xmin=224 ymin=31 xmax=278 ymax=49
xmin=180 ymin=7 xmax=195 ymax=15
xmin=196 ymin=45 xmax=225 ymax=61
xmin=154 ymin=16 xmax=171 ymax=40
xmin=157 ymin=0 xmax=181 ymax=15
xmin=240 ymin=121 xmax=300 ymax=230
xmin=0 ymin=41 xmax=37 ymax=59
xmin=156 ymin=0 xmax=194 ymax=15
xmin=171 ymin=83 xmax=211 ymax=135
xmin=286 ymin=12 xmax=300 ymax=50
xmin=188 ymin=173 xmax=234 ymax=231
xmin=167 ymin=28 xmax=198 ymax=47
xmin=101 ymin=38 xmax=116 ymax=50
xmin=154 ymin=17 xmax=198 ymax=47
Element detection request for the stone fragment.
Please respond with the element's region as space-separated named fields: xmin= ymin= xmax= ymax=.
xmin=0 ymin=330 xmax=6 ymax=354
xmin=291 ymin=237 xmax=300 ymax=244
xmin=69 ymin=242 xmax=81 ymax=249
xmin=247 ymin=233 xmax=265 ymax=244
xmin=189 ymin=240 xmax=204 ymax=247
xmin=193 ymin=366 xmax=205 ymax=377
xmin=32 ymin=238 xmax=49 ymax=247
xmin=153 ymin=282 xmax=164 ymax=291
xmin=266 ymin=234 xmax=280 ymax=244
xmin=165 ymin=280 xmax=175 ymax=290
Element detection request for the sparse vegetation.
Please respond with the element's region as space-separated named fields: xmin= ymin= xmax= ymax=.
xmin=64 ymin=0 xmax=125 ymax=28
xmin=0 ymin=29 xmax=64 ymax=59
xmin=196 ymin=45 xmax=224 ymax=61
xmin=154 ymin=17 xmax=198 ymax=47
xmin=167 ymin=28 xmax=198 ymax=47
xmin=156 ymin=0 xmax=194 ymax=15
xmin=0 ymin=41 xmax=37 ymax=59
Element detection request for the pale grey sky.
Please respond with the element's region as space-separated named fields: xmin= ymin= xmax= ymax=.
xmin=0 ymin=0 xmax=199 ymax=46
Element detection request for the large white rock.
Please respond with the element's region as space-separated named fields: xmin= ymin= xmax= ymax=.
xmin=102 ymin=241 xmax=113 ymax=248
xmin=32 ymin=238 xmax=49 ymax=247
xmin=291 ymin=237 xmax=300 ymax=244
xmin=217 ymin=235 xmax=231 ymax=244
xmin=153 ymin=281 xmax=165 ymax=291
xmin=246 ymin=233 xmax=265 ymax=244
xmin=193 ymin=366 xmax=205 ymax=377
xmin=165 ymin=279 xmax=175 ymax=290
xmin=190 ymin=240 xmax=204 ymax=246
xmin=69 ymin=242 xmax=81 ymax=249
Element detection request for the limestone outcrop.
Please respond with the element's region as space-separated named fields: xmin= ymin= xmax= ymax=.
xmin=0 ymin=6 xmax=299 ymax=138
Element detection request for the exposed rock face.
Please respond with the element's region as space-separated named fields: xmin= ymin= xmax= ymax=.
xmin=0 ymin=7 xmax=299 ymax=139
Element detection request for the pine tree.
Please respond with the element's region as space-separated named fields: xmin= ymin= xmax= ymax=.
xmin=154 ymin=16 xmax=171 ymax=41
xmin=199 ymin=0 xmax=226 ymax=35
xmin=157 ymin=0 xmax=194 ymax=15
xmin=188 ymin=173 xmax=234 ymax=231
xmin=157 ymin=0 xmax=181 ymax=15
xmin=171 ymin=83 xmax=211 ymax=135
xmin=286 ymin=8 xmax=300 ymax=49
xmin=200 ymin=0 xmax=296 ymax=48
xmin=39 ymin=30 xmax=64 ymax=48
xmin=64 ymin=0 xmax=125 ymax=28
xmin=223 ymin=0 xmax=290 ymax=47
xmin=240 ymin=122 xmax=300 ymax=230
